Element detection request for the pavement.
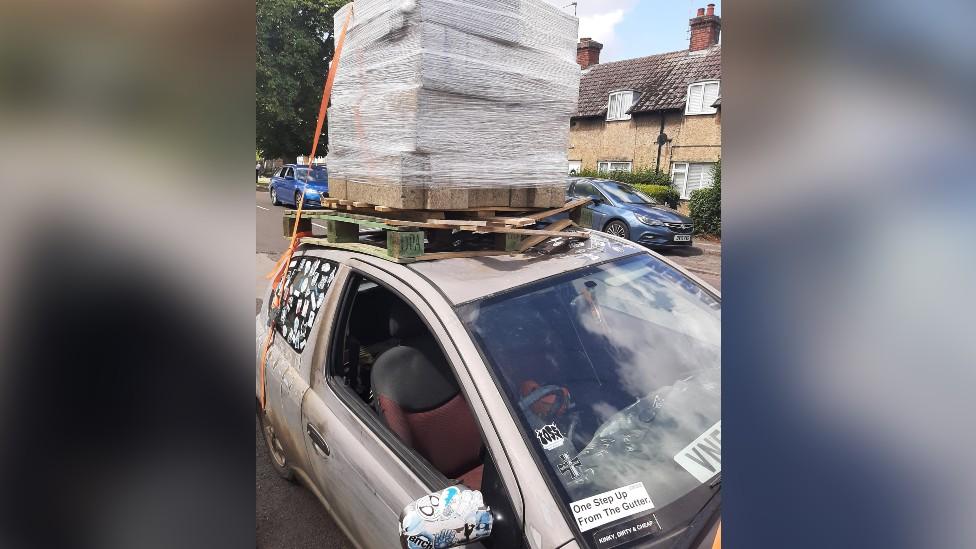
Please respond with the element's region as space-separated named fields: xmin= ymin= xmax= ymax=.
xmin=253 ymin=191 xmax=721 ymax=547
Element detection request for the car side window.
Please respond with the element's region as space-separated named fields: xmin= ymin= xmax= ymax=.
xmin=269 ymin=255 xmax=339 ymax=352
xmin=574 ymin=181 xmax=597 ymax=198
xmin=328 ymin=275 xmax=487 ymax=484
xmin=284 ymin=167 xmax=293 ymax=179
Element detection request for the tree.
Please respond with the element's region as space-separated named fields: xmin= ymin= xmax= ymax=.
xmin=257 ymin=0 xmax=352 ymax=162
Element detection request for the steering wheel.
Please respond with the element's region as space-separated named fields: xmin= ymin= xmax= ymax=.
xmin=518 ymin=384 xmax=570 ymax=422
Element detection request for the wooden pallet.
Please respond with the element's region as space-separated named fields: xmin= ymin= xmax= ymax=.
xmin=284 ymin=197 xmax=593 ymax=263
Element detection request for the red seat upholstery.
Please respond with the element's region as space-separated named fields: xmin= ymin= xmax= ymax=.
xmin=372 ymin=302 xmax=484 ymax=489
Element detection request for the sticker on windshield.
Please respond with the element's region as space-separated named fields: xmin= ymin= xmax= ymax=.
xmin=535 ymin=423 xmax=566 ymax=450
xmin=569 ymin=482 xmax=655 ymax=532
xmin=673 ymin=420 xmax=721 ymax=483
xmin=593 ymin=512 xmax=662 ymax=549
xmin=557 ymin=453 xmax=583 ymax=479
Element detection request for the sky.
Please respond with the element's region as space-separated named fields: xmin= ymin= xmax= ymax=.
xmin=545 ymin=0 xmax=723 ymax=62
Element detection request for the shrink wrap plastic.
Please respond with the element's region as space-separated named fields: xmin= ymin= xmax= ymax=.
xmin=328 ymin=0 xmax=580 ymax=209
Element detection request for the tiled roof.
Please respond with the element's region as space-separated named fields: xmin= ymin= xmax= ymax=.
xmin=575 ymin=44 xmax=721 ymax=118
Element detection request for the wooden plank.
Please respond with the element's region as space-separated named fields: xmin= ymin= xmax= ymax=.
xmin=494 ymin=233 xmax=523 ymax=252
xmin=387 ymin=231 xmax=425 ymax=259
xmin=526 ymin=197 xmax=592 ymax=221
xmin=327 ymin=220 xmax=360 ymax=244
xmin=475 ymin=226 xmax=589 ymax=238
xmin=352 ymin=201 xmax=373 ymax=208
xmin=515 ymin=219 xmax=576 ymax=253
xmin=488 ymin=216 xmax=537 ymax=227
xmin=413 ymin=250 xmax=512 ymax=262
xmin=282 ymin=216 xmax=313 ymax=237
xmin=426 ymin=219 xmax=488 ymax=227
xmin=299 ymin=238 xmax=414 ymax=263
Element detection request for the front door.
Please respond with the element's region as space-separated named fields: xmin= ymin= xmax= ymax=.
xmin=302 ymin=263 xmax=510 ymax=548
xmin=572 ymin=181 xmax=613 ymax=230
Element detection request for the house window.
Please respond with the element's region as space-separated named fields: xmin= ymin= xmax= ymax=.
xmin=606 ymin=91 xmax=635 ymax=121
xmin=568 ymin=160 xmax=582 ymax=175
xmin=685 ymin=81 xmax=720 ymax=115
xmin=598 ymin=161 xmax=633 ymax=173
xmin=672 ymin=162 xmax=716 ymax=199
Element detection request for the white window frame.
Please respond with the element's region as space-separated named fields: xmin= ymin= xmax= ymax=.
xmin=568 ymin=160 xmax=583 ymax=175
xmin=685 ymin=81 xmax=720 ymax=115
xmin=597 ymin=161 xmax=633 ymax=173
xmin=606 ymin=90 xmax=636 ymax=121
xmin=671 ymin=162 xmax=716 ymax=199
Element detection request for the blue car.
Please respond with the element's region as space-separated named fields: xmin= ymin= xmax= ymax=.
xmin=269 ymin=164 xmax=329 ymax=208
xmin=568 ymin=177 xmax=694 ymax=248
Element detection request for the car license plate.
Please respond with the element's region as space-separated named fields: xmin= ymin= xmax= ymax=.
xmin=674 ymin=234 xmax=691 ymax=242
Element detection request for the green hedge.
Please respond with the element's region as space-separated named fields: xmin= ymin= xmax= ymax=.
xmin=633 ymin=184 xmax=680 ymax=209
xmin=574 ymin=168 xmax=679 ymax=208
xmin=688 ymin=161 xmax=721 ymax=235
xmin=575 ymin=168 xmax=672 ymax=187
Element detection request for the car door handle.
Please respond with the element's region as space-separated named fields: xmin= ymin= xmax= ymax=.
xmin=306 ymin=423 xmax=330 ymax=458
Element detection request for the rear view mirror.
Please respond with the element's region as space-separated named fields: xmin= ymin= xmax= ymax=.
xmin=399 ymin=486 xmax=492 ymax=548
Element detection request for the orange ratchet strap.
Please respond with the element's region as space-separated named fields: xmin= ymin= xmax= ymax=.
xmin=260 ymin=6 xmax=353 ymax=410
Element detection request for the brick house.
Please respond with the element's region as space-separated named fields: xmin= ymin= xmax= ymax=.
xmin=568 ymin=4 xmax=721 ymax=200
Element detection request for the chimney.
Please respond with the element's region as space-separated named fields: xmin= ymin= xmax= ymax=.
xmin=577 ymin=38 xmax=603 ymax=69
xmin=689 ymin=4 xmax=721 ymax=51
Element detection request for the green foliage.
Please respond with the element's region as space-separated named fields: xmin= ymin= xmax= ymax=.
xmin=576 ymin=168 xmax=673 ymax=187
xmin=689 ymin=160 xmax=721 ymax=235
xmin=257 ymin=0 xmax=353 ymax=161
xmin=633 ymin=184 xmax=680 ymax=209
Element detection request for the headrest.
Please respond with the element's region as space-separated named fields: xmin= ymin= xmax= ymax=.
xmin=389 ymin=300 xmax=426 ymax=340
xmin=372 ymin=339 xmax=459 ymax=412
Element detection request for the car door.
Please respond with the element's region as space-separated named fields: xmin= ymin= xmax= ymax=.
xmin=282 ymin=167 xmax=297 ymax=204
xmin=301 ymin=261 xmax=523 ymax=549
xmin=261 ymin=252 xmax=345 ymax=483
xmin=573 ymin=181 xmax=613 ymax=229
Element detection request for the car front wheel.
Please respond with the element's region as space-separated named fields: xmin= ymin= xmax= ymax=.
xmin=270 ymin=187 xmax=281 ymax=206
xmin=604 ymin=220 xmax=631 ymax=240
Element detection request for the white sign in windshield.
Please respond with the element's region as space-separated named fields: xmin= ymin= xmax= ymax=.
xmin=569 ymin=482 xmax=655 ymax=532
xmin=673 ymin=420 xmax=722 ymax=483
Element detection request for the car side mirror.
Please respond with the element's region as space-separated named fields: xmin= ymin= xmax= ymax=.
xmin=399 ymin=486 xmax=493 ymax=548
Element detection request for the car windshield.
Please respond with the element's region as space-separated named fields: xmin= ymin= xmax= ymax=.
xmin=598 ymin=182 xmax=656 ymax=205
xmin=458 ymin=254 xmax=719 ymax=540
xmin=295 ymin=167 xmax=328 ymax=182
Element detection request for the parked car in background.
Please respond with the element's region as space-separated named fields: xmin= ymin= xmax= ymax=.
xmin=270 ymin=164 xmax=329 ymax=208
xmin=567 ymin=177 xmax=694 ymax=249
xmin=256 ymin=232 xmax=721 ymax=549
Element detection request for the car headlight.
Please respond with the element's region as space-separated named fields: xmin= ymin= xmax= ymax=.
xmin=304 ymin=188 xmax=320 ymax=197
xmin=636 ymin=214 xmax=663 ymax=226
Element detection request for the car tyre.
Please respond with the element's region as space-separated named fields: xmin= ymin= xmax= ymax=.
xmin=294 ymin=191 xmax=303 ymax=208
xmin=604 ymin=220 xmax=630 ymax=240
xmin=270 ymin=187 xmax=281 ymax=206
xmin=258 ymin=404 xmax=296 ymax=482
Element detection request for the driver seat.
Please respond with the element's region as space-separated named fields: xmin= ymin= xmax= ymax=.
xmin=371 ymin=302 xmax=484 ymax=489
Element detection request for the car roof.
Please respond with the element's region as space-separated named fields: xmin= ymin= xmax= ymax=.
xmin=406 ymin=231 xmax=646 ymax=305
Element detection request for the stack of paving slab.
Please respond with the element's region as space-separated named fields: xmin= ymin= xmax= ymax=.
xmin=327 ymin=0 xmax=580 ymax=210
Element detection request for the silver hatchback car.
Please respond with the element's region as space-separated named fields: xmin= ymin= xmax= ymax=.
xmin=256 ymin=231 xmax=721 ymax=549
